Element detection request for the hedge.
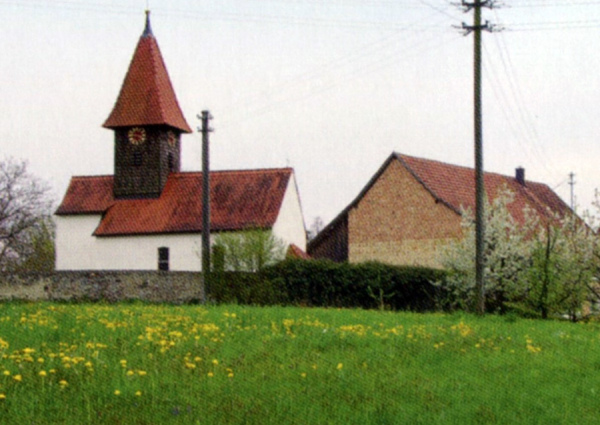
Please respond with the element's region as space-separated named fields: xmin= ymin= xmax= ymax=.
xmin=208 ymin=259 xmax=447 ymax=312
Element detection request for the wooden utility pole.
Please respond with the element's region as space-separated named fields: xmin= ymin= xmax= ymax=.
xmin=459 ymin=0 xmax=498 ymax=314
xmin=199 ymin=110 xmax=213 ymax=297
xmin=568 ymin=172 xmax=576 ymax=211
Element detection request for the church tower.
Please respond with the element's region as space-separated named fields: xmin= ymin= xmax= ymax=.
xmin=103 ymin=11 xmax=192 ymax=199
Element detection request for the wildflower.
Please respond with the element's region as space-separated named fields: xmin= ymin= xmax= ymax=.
xmin=207 ymin=372 xmax=214 ymax=378
xmin=212 ymin=359 xmax=219 ymax=366
xmin=0 ymin=394 xmax=5 ymax=400
xmin=135 ymin=391 xmax=142 ymax=397
xmin=13 ymin=374 xmax=22 ymax=382
xmin=114 ymin=390 xmax=121 ymax=396
xmin=39 ymin=370 xmax=47 ymax=377
xmin=228 ymin=372 xmax=234 ymax=378
xmin=337 ymin=363 xmax=343 ymax=370
xmin=301 ymin=373 xmax=307 ymax=378
xmin=3 ymin=370 xmax=10 ymax=376
xmin=126 ymin=370 xmax=135 ymax=376
xmin=59 ymin=380 xmax=68 ymax=387
xmin=138 ymin=370 xmax=147 ymax=376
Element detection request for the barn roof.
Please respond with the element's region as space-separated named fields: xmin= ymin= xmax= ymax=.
xmin=309 ymin=152 xmax=573 ymax=248
xmin=102 ymin=11 xmax=192 ymax=133
xmin=55 ymin=169 xmax=293 ymax=236
xmin=395 ymin=153 xmax=572 ymax=224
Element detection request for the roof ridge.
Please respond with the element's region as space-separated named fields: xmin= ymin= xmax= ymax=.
xmin=394 ymin=152 xmax=550 ymax=186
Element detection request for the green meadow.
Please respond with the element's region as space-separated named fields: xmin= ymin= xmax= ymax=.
xmin=0 ymin=302 xmax=598 ymax=424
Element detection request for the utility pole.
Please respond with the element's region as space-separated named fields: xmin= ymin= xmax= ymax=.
xmin=568 ymin=172 xmax=576 ymax=211
xmin=199 ymin=110 xmax=213 ymax=300
xmin=457 ymin=0 xmax=498 ymax=315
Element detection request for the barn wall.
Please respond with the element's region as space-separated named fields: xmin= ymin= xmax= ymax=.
xmin=348 ymin=159 xmax=462 ymax=268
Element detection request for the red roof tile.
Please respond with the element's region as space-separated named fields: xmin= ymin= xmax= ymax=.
xmin=55 ymin=169 xmax=293 ymax=236
xmin=102 ymin=16 xmax=192 ymax=133
xmin=286 ymin=244 xmax=311 ymax=260
xmin=396 ymin=153 xmax=572 ymax=223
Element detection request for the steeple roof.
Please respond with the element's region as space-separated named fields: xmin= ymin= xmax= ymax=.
xmin=103 ymin=11 xmax=192 ymax=133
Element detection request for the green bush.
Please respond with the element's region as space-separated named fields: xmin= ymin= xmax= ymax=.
xmin=208 ymin=259 xmax=447 ymax=311
xmin=208 ymin=272 xmax=288 ymax=305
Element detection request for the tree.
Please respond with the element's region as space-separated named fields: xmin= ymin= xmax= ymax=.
xmin=440 ymin=185 xmax=599 ymax=319
xmin=307 ymin=216 xmax=324 ymax=241
xmin=440 ymin=187 xmax=536 ymax=312
xmin=212 ymin=229 xmax=286 ymax=272
xmin=0 ymin=158 xmax=54 ymax=272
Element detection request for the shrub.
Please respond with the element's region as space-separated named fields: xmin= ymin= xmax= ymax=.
xmin=209 ymin=259 xmax=447 ymax=311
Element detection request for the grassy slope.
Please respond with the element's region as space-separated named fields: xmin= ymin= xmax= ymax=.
xmin=0 ymin=302 xmax=598 ymax=424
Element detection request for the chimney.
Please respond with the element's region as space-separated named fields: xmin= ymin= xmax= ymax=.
xmin=516 ymin=167 xmax=525 ymax=185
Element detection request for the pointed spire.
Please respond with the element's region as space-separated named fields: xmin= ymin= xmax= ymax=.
xmin=142 ymin=10 xmax=153 ymax=38
xmin=103 ymin=12 xmax=192 ymax=133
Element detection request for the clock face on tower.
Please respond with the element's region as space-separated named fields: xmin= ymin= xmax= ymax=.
xmin=128 ymin=127 xmax=146 ymax=145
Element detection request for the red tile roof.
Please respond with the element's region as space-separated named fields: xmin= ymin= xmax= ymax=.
xmin=286 ymin=244 xmax=311 ymax=260
xmin=395 ymin=153 xmax=572 ymax=223
xmin=102 ymin=16 xmax=192 ymax=133
xmin=56 ymin=169 xmax=293 ymax=236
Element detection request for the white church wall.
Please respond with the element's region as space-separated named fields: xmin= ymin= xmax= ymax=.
xmin=272 ymin=172 xmax=307 ymax=251
xmin=55 ymin=215 xmax=205 ymax=271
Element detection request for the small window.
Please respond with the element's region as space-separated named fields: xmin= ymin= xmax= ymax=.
xmin=168 ymin=153 xmax=174 ymax=172
xmin=158 ymin=247 xmax=169 ymax=271
xmin=133 ymin=151 xmax=143 ymax=166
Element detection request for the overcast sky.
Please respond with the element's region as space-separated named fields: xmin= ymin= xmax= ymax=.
xmin=1 ymin=0 xmax=599 ymax=228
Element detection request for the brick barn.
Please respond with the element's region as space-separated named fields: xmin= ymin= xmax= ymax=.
xmin=307 ymin=152 xmax=572 ymax=268
xmin=55 ymin=13 xmax=306 ymax=271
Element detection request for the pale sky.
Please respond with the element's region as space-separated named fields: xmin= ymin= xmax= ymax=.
xmin=1 ymin=0 xmax=599 ymax=229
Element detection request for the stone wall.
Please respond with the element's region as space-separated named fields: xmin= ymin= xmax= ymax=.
xmin=0 ymin=271 xmax=205 ymax=304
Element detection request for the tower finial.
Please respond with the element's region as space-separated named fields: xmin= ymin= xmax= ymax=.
xmin=142 ymin=10 xmax=153 ymax=38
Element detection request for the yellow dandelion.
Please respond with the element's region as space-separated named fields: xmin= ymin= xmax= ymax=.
xmin=135 ymin=391 xmax=142 ymax=397
xmin=114 ymin=390 xmax=121 ymax=396
xmin=207 ymin=372 xmax=214 ymax=378
xmin=138 ymin=370 xmax=147 ymax=376
xmin=0 ymin=394 xmax=5 ymax=400
xmin=39 ymin=370 xmax=47 ymax=377
xmin=126 ymin=370 xmax=135 ymax=376
xmin=336 ymin=363 xmax=343 ymax=370
xmin=13 ymin=374 xmax=22 ymax=382
xmin=3 ymin=370 xmax=10 ymax=376
xmin=50 ymin=369 xmax=57 ymax=374
xmin=228 ymin=372 xmax=234 ymax=378
xmin=59 ymin=379 xmax=68 ymax=387
xmin=212 ymin=359 xmax=219 ymax=366
xmin=301 ymin=373 xmax=307 ymax=378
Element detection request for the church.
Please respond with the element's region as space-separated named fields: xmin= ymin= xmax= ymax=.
xmin=55 ymin=13 xmax=307 ymax=271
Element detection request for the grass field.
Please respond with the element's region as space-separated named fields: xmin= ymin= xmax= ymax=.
xmin=0 ymin=302 xmax=598 ymax=424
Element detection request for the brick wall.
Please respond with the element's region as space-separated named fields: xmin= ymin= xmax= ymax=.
xmin=307 ymin=215 xmax=348 ymax=262
xmin=348 ymin=159 xmax=462 ymax=268
xmin=0 ymin=271 xmax=205 ymax=304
